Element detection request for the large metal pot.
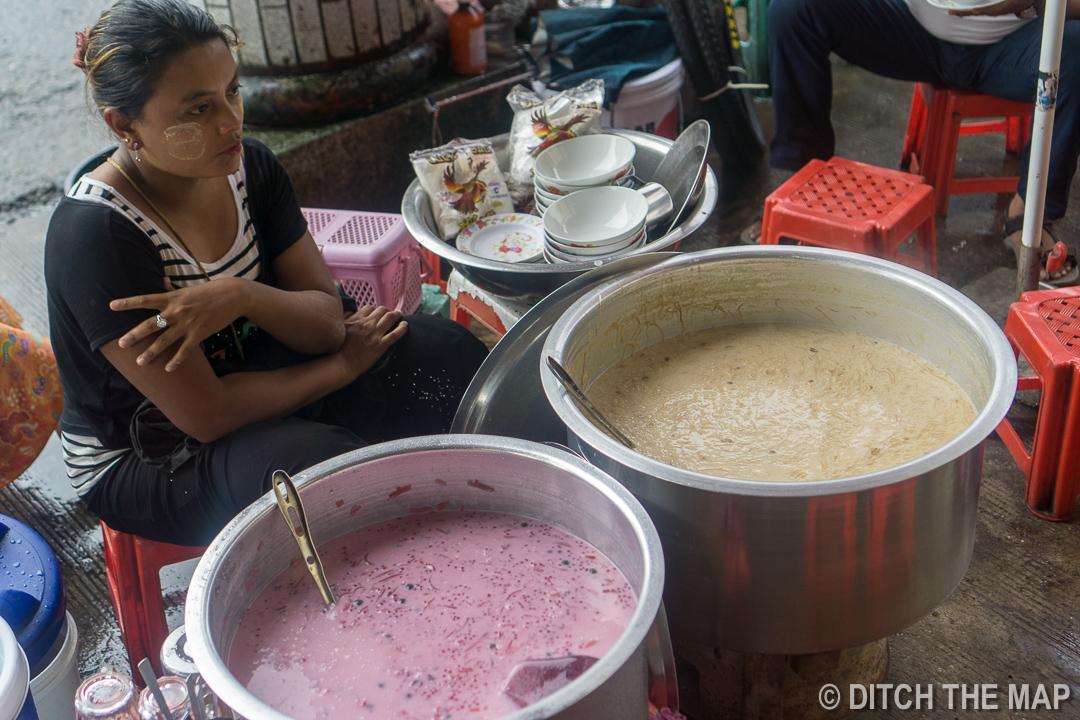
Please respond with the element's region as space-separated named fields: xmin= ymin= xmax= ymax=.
xmin=401 ymin=130 xmax=717 ymax=302
xmin=184 ymin=435 xmax=673 ymax=720
xmin=540 ymin=247 xmax=1017 ymax=655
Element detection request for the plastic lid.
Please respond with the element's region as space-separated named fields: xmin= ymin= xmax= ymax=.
xmin=0 ymin=515 xmax=65 ymax=670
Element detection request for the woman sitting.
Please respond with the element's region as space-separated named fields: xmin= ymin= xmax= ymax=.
xmin=46 ymin=0 xmax=488 ymax=546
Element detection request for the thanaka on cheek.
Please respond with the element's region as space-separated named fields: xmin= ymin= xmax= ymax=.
xmin=164 ymin=123 xmax=206 ymax=160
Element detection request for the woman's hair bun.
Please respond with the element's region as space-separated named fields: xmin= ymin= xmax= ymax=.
xmin=72 ymin=26 xmax=92 ymax=71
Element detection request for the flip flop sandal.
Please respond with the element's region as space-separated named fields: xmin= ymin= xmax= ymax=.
xmin=1002 ymin=215 xmax=1080 ymax=287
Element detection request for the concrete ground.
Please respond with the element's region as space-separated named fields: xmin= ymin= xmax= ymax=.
xmin=1 ymin=54 xmax=1078 ymax=718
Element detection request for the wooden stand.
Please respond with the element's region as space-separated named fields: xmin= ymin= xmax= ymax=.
xmin=674 ymin=638 xmax=890 ymax=719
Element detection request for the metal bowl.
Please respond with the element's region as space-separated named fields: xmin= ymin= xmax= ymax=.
xmin=401 ymin=130 xmax=717 ymax=302
xmin=540 ymin=247 xmax=1017 ymax=654
xmin=184 ymin=435 xmax=674 ymax=720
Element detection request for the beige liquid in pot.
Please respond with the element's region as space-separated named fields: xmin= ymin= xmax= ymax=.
xmin=587 ymin=323 xmax=976 ymax=482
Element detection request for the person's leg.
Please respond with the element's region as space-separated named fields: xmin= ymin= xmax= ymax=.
xmin=958 ymin=19 xmax=1080 ymax=221
xmin=85 ymin=417 xmax=366 ymax=545
xmin=768 ymin=0 xmax=950 ymax=170
xmin=312 ymin=314 xmax=489 ymax=442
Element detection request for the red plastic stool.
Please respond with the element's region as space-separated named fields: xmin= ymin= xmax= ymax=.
xmin=101 ymin=522 xmax=206 ymax=678
xmin=760 ymin=157 xmax=937 ymax=276
xmin=900 ymin=83 xmax=1033 ymax=216
xmin=996 ymin=287 xmax=1080 ymax=521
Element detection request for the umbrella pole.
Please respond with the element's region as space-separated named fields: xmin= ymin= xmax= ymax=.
xmin=1017 ymin=0 xmax=1070 ymax=297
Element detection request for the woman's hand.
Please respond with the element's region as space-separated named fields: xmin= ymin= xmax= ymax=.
xmin=110 ymin=276 xmax=248 ymax=371
xmin=338 ymin=305 xmax=408 ymax=378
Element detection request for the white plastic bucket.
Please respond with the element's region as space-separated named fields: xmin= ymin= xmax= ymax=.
xmin=602 ymin=58 xmax=684 ymax=140
xmin=0 ymin=617 xmax=37 ymax=720
xmin=28 ymin=613 xmax=79 ymax=720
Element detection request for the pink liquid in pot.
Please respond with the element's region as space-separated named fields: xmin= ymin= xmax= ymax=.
xmin=228 ymin=511 xmax=637 ymax=719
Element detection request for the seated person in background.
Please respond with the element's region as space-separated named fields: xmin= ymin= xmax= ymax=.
xmin=46 ymin=0 xmax=488 ymax=547
xmin=767 ymin=0 xmax=1080 ymax=284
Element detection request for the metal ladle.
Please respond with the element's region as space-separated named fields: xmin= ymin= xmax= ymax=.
xmin=272 ymin=469 xmax=336 ymax=607
xmin=545 ymin=356 xmax=635 ymax=449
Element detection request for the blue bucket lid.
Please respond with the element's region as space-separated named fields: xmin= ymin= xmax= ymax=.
xmin=0 ymin=515 xmax=65 ymax=671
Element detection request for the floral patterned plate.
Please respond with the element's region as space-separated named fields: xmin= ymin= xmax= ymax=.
xmin=456 ymin=213 xmax=545 ymax=263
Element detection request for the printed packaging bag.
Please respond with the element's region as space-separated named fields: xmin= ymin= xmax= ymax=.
xmin=505 ymin=78 xmax=604 ymax=202
xmin=410 ymin=138 xmax=512 ymax=240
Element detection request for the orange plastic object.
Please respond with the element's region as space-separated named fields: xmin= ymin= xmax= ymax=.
xmin=449 ymin=291 xmax=509 ymax=336
xmin=449 ymin=0 xmax=487 ymax=75
xmin=760 ymin=157 xmax=937 ymax=276
xmin=996 ymin=287 xmax=1080 ymax=521
xmin=900 ymin=83 xmax=1033 ymax=216
xmin=101 ymin=522 xmax=206 ymax=679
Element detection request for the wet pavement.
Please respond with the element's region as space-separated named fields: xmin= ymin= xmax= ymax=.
xmin=1 ymin=52 xmax=1078 ymax=717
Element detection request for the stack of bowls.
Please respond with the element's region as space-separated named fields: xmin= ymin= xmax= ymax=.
xmin=533 ymin=134 xmax=636 ymax=217
xmin=541 ymin=186 xmax=648 ymax=263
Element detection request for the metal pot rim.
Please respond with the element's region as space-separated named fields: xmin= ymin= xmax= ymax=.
xmin=184 ymin=434 xmax=667 ymax=720
xmin=540 ymin=245 xmax=1018 ymax=497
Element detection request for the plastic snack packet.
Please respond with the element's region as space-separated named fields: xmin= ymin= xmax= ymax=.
xmin=410 ymin=138 xmax=512 ymax=240
xmin=505 ymin=78 xmax=604 ymax=203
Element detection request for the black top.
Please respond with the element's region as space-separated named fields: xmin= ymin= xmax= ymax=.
xmin=45 ymin=139 xmax=309 ymax=462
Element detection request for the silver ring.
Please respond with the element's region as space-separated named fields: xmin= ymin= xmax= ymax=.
xmin=155 ymin=314 xmax=168 ymax=329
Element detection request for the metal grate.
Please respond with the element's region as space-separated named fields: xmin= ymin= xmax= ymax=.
xmin=1038 ymin=296 xmax=1080 ymax=356
xmin=789 ymin=163 xmax=912 ymax=219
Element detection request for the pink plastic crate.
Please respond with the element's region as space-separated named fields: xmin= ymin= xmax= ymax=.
xmin=302 ymin=208 xmax=429 ymax=314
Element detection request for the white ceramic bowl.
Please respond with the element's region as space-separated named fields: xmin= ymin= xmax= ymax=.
xmin=543 ymin=245 xmax=572 ymax=264
xmin=546 ymin=225 xmax=645 ymax=256
xmin=534 ymin=176 xmax=580 ymax=197
xmin=535 ymin=184 xmax=569 ymax=202
xmin=535 ymin=135 xmax=637 ymax=187
xmin=544 ymin=231 xmax=647 ymax=263
xmin=543 ymin=241 xmax=581 ymax=263
xmin=543 ymin=186 xmax=649 ymax=246
xmin=534 ymin=167 xmax=634 ymax=197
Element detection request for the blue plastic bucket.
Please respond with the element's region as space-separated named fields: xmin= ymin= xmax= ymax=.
xmin=0 ymin=515 xmax=75 ymax=720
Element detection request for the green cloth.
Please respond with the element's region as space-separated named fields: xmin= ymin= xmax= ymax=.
xmin=530 ymin=7 xmax=678 ymax=106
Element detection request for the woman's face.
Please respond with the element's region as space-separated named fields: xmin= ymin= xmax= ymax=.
xmin=130 ymin=38 xmax=244 ymax=177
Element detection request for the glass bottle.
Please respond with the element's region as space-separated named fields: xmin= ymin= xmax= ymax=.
xmin=137 ymin=675 xmax=192 ymax=720
xmin=74 ymin=666 xmax=140 ymax=720
xmin=449 ymin=0 xmax=488 ymax=75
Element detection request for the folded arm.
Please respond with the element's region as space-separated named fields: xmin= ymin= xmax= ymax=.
xmin=112 ymin=232 xmax=345 ymax=371
xmin=102 ymin=305 xmax=407 ymax=443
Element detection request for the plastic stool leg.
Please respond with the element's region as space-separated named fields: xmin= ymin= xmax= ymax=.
xmin=1028 ymin=364 xmax=1080 ymax=521
xmin=901 ymin=84 xmax=927 ymax=171
xmin=934 ymin=97 xmax=964 ymax=216
xmin=136 ymin=538 xmax=203 ymax=676
xmin=101 ymin=524 xmax=152 ymax=679
xmin=916 ymin=84 xmax=947 ymax=189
